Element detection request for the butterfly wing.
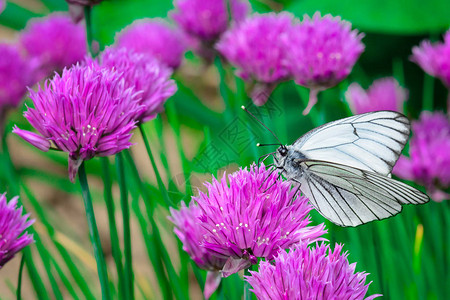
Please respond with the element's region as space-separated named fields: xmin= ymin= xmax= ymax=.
xmin=293 ymin=111 xmax=410 ymax=176
xmin=296 ymin=160 xmax=429 ymax=227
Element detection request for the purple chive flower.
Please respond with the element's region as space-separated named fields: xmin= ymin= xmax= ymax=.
xmin=0 ymin=194 xmax=34 ymax=268
xmin=169 ymin=202 xmax=227 ymax=299
xmin=171 ymin=0 xmax=249 ymax=63
xmin=65 ymin=0 xmax=103 ymax=5
xmin=217 ymin=13 xmax=294 ymax=106
xmin=345 ymin=77 xmax=408 ymax=114
xmin=411 ymin=30 xmax=450 ymax=88
xmin=98 ymin=47 xmax=177 ymax=123
xmin=0 ymin=44 xmax=35 ymax=114
xmin=194 ymin=164 xmax=327 ymax=277
xmin=287 ymin=12 xmax=365 ymax=115
xmin=171 ymin=0 xmax=249 ymax=41
xmin=246 ymin=243 xmax=381 ymax=300
xmin=19 ymin=14 xmax=86 ymax=79
xmin=394 ymin=112 xmax=450 ymax=202
xmin=13 ymin=64 xmax=142 ymax=182
xmin=115 ymin=19 xmax=187 ymax=69
xmin=0 ymin=1 xmax=5 ymax=14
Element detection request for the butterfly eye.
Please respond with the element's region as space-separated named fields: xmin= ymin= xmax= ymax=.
xmin=278 ymin=147 xmax=288 ymax=156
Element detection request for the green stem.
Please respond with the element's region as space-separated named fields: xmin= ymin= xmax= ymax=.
xmin=244 ymin=268 xmax=252 ymax=300
xmin=447 ymin=91 xmax=450 ymax=114
xmin=131 ymin=197 xmax=173 ymax=300
xmin=215 ymin=57 xmax=234 ymax=122
xmin=2 ymin=130 xmax=48 ymax=299
xmin=20 ymin=183 xmax=95 ymax=300
xmin=100 ymin=157 xmax=126 ymax=300
xmin=78 ymin=162 xmax=111 ymax=300
xmin=155 ymin=116 xmax=172 ymax=182
xmin=138 ymin=124 xmax=172 ymax=207
xmin=225 ymin=0 xmax=232 ymax=24
xmin=123 ymin=150 xmax=186 ymax=300
xmin=216 ymin=280 xmax=224 ymax=300
xmin=23 ymin=248 xmax=48 ymax=300
xmin=83 ymin=6 xmax=95 ymax=57
xmin=16 ymin=254 xmax=25 ymax=300
xmin=166 ymin=101 xmax=191 ymax=196
xmin=50 ymin=256 xmax=80 ymax=300
xmin=116 ymin=153 xmax=133 ymax=299
xmin=54 ymin=242 xmax=96 ymax=300
xmin=124 ymin=151 xmax=172 ymax=300
xmin=422 ymin=74 xmax=434 ymax=111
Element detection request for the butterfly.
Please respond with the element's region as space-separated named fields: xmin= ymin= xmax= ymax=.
xmin=246 ymin=108 xmax=429 ymax=227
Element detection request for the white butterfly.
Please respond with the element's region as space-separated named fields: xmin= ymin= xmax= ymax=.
xmin=269 ymin=110 xmax=429 ymax=227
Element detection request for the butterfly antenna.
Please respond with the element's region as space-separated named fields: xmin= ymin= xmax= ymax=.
xmin=241 ymin=106 xmax=283 ymax=146
xmin=257 ymin=143 xmax=281 ymax=147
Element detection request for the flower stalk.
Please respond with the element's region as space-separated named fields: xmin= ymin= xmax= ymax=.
xmin=244 ymin=268 xmax=252 ymax=300
xmin=138 ymin=124 xmax=172 ymax=207
xmin=16 ymin=254 xmax=25 ymax=300
xmin=78 ymin=162 xmax=111 ymax=300
xmin=101 ymin=157 xmax=126 ymax=299
xmin=116 ymin=152 xmax=134 ymax=299
xmin=422 ymin=73 xmax=434 ymax=111
xmin=84 ymin=5 xmax=94 ymax=56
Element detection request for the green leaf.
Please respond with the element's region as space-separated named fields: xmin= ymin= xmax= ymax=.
xmin=93 ymin=0 xmax=174 ymax=47
xmin=101 ymin=157 xmax=126 ymax=300
xmin=287 ymin=0 xmax=450 ymax=34
xmin=0 ymin=2 xmax=41 ymax=30
xmin=40 ymin=0 xmax=69 ymax=11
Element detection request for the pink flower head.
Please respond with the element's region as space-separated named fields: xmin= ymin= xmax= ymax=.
xmin=287 ymin=12 xmax=364 ymax=114
xmin=394 ymin=112 xmax=450 ymax=201
xmin=346 ymin=77 xmax=408 ymax=114
xmin=0 ymin=44 xmax=34 ymax=112
xmin=169 ymin=202 xmax=227 ymax=299
xmin=65 ymin=0 xmax=103 ymax=5
xmin=217 ymin=13 xmax=294 ymax=106
xmin=170 ymin=201 xmax=227 ymax=270
xmin=171 ymin=0 xmax=249 ymax=42
xmin=194 ymin=164 xmax=327 ymax=277
xmin=19 ymin=14 xmax=86 ymax=80
xmin=246 ymin=243 xmax=381 ymax=300
xmin=115 ymin=19 xmax=187 ymax=69
xmin=0 ymin=194 xmax=34 ymax=268
xmin=411 ymin=30 xmax=450 ymax=87
xmin=98 ymin=47 xmax=177 ymax=123
xmin=13 ymin=64 xmax=142 ymax=182
xmin=0 ymin=1 xmax=5 ymax=14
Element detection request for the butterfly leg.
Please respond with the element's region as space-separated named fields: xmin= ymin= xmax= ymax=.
xmin=262 ymin=171 xmax=285 ymax=193
xmin=259 ymin=166 xmax=278 ymax=189
xmin=257 ymin=152 xmax=275 ymax=166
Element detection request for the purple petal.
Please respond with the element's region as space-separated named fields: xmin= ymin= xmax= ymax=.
xmin=12 ymin=126 xmax=51 ymax=152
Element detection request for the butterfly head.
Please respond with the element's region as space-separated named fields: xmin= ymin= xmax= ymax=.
xmin=274 ymin=145 xmax=289 ymax=169
xmin=274 ymin=145 xmax=307 ymax=180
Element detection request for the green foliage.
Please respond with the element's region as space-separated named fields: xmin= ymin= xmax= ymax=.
xmin=93 ymin=0 xmax=174 ymax=47
xmin=287 ymin=0 xmax=450 ymax=34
